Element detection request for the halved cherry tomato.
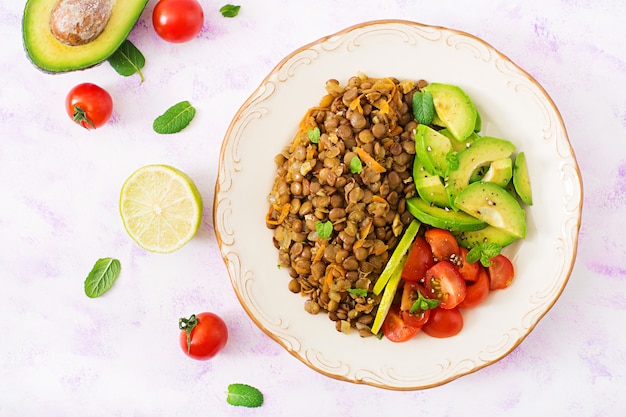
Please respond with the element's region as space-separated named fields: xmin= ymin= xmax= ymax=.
xmin=488 ymin=254 xmax=515 ymax=290
xmin=459 ymin=266 xmax=490 ymax=309
xmin=422 ymin=307 xmax=463 ymax=338
xmin=382 ymin=306 xmax=421 ymax=342
xmin=401 ymin=236 xmax=435 ymax=282
xmin=457 ymin=247 xmax=480 ymax=282
xmin=399 ymin=281 xmax=431 ymax=328
xmin=424 ymin=228 xmax=460 ymax=264
xmin=424 ymin=261 xmax=466 ymax=309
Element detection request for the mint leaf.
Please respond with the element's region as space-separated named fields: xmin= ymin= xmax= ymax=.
xmin=315 ymin=220 xmax=333 ymax=239
xmin=466 ymin=243 xmax=503 ymax=267
xmin=412 ymin=90 xmax=435 ymax=125
xmin=220 ymin=4 xmax=241 ymax=17
xmin=347 ymin=288 xmax=368 ymax=297
xmin=445 ymin=150 xmax=459 ymax=171
xmin=153 ymin=101 xmax=196 ymax=134
xmin=481 ymin=243 xmax=503 ymax=259
xmin=466 ymin=246 xmax=482 ymax=264
xmin=226 ymin=383 xmax=263 ymax=408
xmin=107 ymin=40 xmax=145 ymax=82
xmin=409 ymin=291 xmax=439 ymax=313
xmin=308 ymin=127 xmax=320 ymax=144
xmin=349 ymin=156 xmax=362 ymax=174
xmin=84 ymin=258 xmax=121 ymax=298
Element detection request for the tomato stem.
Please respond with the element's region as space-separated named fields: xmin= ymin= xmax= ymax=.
xmin=73 ymin=105 xmax=96 ymax=129
xmin=179 ymin=314 xmax=199 ymax=354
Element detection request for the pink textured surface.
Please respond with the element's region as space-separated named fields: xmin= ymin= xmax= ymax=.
xmin=1 ymin=1 xmax=624 ymax=416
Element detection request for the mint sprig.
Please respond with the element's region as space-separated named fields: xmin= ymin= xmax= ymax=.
xmin=466 ymin=242 xmax=503 ymax=267
xmin=308 ymin=127 xmax=320 ymax=144
xmin=349 ymin=156 xmax=362 ymax=174
xmin=107 ymin=40 xmax=145 ymax=82
xmin=84 ymin=258 xmax=121 ymax=298
xmin=445 ymin=150 xmax=459 ymax=171
xmin=226 ymin=383 xmax=263 ymax=408
xmin=409 ymin=291 xmax=440 ymax=314
xmin=315 ymin=220 xmax=333 ymax=239
xmin=153 ymin=101 xmax=196 ymax=134
xmin=219 ymin=4 xmax=241 ymax=17
xmin=347 ymin=288 xmax=368 ymax=297
xmin=412 ymin=90 xmax=435 ymax=125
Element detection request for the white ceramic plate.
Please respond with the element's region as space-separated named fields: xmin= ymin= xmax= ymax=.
xmin=214 ymin=20 xmax=582 ymax=390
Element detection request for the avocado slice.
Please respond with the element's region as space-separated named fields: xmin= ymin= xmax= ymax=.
xmin=513 ymin=152 xmax=533 ymax=205
xmin=413 ymin=156 xmax=450 ymax=208
xmin=482 ymin=157 xmax=513 ymax=188
xmin=452 ymin=226 xmax=518 ymax=249
xmin=454 ymin=181 xmax=526 ymax=239
xmin=474 ymin=110 xmax=482 ymax=132
xmin=415 ymin=124 xmax=453 ymax=177
xmin=406 ymin=196 xmax=487 ymax=232
xmin=23 ymin=0 xmax=148 ymax=73
xmin=445 ymin=136 xmax=516 ymax=210
xmin=439 ymin=128 xmax=478 ymax=152
xmin=423 ymin=83 xmax=477 ymax=142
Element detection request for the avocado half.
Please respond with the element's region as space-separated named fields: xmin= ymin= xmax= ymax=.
xmin=22 ymin=0 xmax=148 ymax=73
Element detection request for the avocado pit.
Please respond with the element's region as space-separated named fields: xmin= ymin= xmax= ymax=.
xmin=49 ymin=0 xmax=113 ymax=46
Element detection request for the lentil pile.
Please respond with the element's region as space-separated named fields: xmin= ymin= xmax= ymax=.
xmin=266 ymin=74 xmax=427 ymax=336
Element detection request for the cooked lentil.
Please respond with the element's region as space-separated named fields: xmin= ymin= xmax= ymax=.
xmin=266 ymin=74 xmax=427 ymax=335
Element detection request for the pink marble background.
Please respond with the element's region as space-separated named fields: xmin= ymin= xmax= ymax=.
xmin=1 ymin=1 xmax=624 ymax=416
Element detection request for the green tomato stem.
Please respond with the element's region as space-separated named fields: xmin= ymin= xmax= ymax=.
xmin=72 ymin=105 xmax=95 ymax=129
xmin=179 ymin=314 xmax=199 ymax=354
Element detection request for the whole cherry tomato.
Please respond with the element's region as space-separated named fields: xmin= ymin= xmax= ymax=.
xmin=152 ymin=0 xmax=204 ymax=43
xmin=65 ymin=83 xmax=113 ymax=129
xmin=179 ymin=312 xmax=228 ymax=360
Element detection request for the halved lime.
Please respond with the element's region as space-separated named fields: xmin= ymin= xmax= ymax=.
xmin=119 ymin=164 xmax=203 ymax=253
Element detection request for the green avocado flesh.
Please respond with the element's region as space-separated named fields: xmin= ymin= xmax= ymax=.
xmin=22 ymin=0 xmax=148 ymax=73
xmin=406 ymin=196 xmax=487 ymax=232
xmin=452 ymin=226 xmax=517 ymax=249
xmin=454 ymin=181 xmax=526 ymax=239
xmin=445 ymin=136 xmax=516 ymax=210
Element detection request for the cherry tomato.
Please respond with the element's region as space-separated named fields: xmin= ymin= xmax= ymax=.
xmin=422 ymin=307 xmax=464 ymax=338
xmin=381 ymin=306 xmax=421 ymax=343
xmin=424 ymin=228 xmax=461 ymax=264
xmin=399 ymin=281 xmax=431 ymax=328
xmin=65 ymin=83 xmax=113 ymax=129
xmin=488 ymin=254 xmax=515 ymax=290
xmin=401 ymin=236 xmax=435 ymax=282
xmin=459 ymin=266 xmax=490 ymax=309
xmin=179 ymin=312 xmax=228 ymax=360
xmin=424 ymin=261 xmax=467 ymax=309
xmin=457 ymin=247 xmax=480 ymax=282
xmin=152 ymin=0 xmax=204 ymax=43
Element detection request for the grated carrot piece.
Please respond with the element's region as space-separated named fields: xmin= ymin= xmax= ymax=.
xmin=265 ymin=202 xmax=291 ymax=225
xmin=355 ymin=147 xmax=386 ymax=173
xmin=349 ymin=94 xmax=364 ymax=113
xmin=323 ymin=264 xmax=346 ymax=293
xmin=313 ymin=241 xmax=326 ymax=263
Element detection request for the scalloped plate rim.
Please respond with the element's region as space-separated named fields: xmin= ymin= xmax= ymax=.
xmin=213 ymin=19 xmax=583 ymax=390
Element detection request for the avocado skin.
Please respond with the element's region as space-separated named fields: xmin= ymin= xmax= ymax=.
xmin=406 ymin=196 xmax=487 ymax=232
xmin=22 ymin=0 xmax=148 ymax=73
xmin=513 ymin=152 xmax=533 ymax=205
